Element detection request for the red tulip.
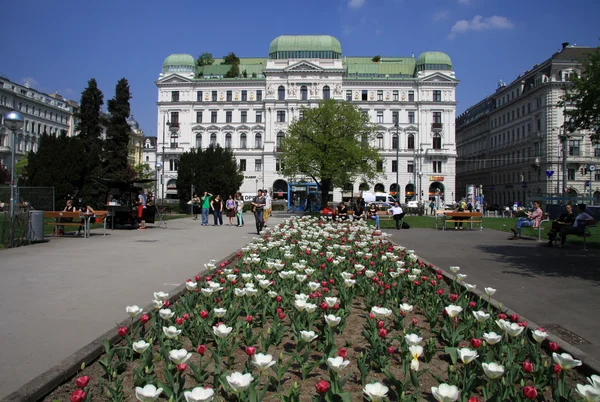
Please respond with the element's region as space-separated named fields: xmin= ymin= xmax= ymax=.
xmin=70 ymin=389 xmax=86 ymax=402
xmin=278 ymin=312 xmax=286 ymax=320
xmin=377 ymin=321 xmax=384 ymax=329
xmin=175 ymin=317 xmax=184 ymax=325
xmin=163 ymin=300 xmax=170 ymax=307
xmin=437 ymin=289 xmax=444 ymax=295
xmin=522 ymin=361 xmax=534 ymax=373
xmin=523 ymin=386 xmax=538 ymax=400
xmin=195 ymin=275 xmax=201 ymax=281
xmin=548 ymin=342 xmax=560 ymax=352
xmin=196 ymin=344 xmax=207 ymax=355
xmin=276 ymin=296 xmax=283 ymax=303
xmin=176 ymin=363 xmax=187 ymax=372
xmin=412 ymin=318 xmax=418 ymax=326
xmin=337 ymin=347 xmax=348 ymax=359
xmin=140 ymin=314 xmax=149 ymax=324
xmin=498 ymin=313 xmax=507 ymax=320
xmin=449 ymin=294 xmax=459 ymax=302
xmin=378 ymin=328 xmax=388 ymax=338
xmin=315 ymin=380 xmax=330 ymax=394
xmin=468 ymin=397 xmax=480 ymax=402
xmin=246 ymin=315 xmax=253 ymax=323
xmin=320 ymin=302 xmax=329 ymax=311
xmin=387 ymin=346 xmax=395 ymax=355
xmin=117 ymin=326 xmax=128 ymax=336
xmin=470 ymin=338 xmax=482 ymax=349
xmin=436 ymin=274 xmax=443 ymax=280
xmin=510 ymin=314 xmax=520 ymax=322
xmin=469 ymin=301 xmax=477 ymax=309
xmin=183 ymin=313 xmax=190 ymax=321
xmin=245 ymin=346 xmax=256 ymax=356
xmin=75 ymin=376 xmax=90 ymax=389
xmin=554 ymin=363 xmax=562 ymax=375
xmin=200 ymin=310 xmax=209 ymax=319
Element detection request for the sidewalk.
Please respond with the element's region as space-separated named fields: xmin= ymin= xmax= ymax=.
xmin=0 ymin=215 xmax=281 ymax=399
xmin=386 ymin=227 xmax=600 ymax=364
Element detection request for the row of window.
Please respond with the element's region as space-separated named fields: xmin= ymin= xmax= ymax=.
xmin=0 ymin=134 xmax=38 ymax=152
xmin=22 ymin=120 xmax=63 ymax=136
xmin=194 ymin=110 xmax=264 ymax=124
xmin=268 ymin=51 xmax=341 ymax=60
xmin=490 ymin=97 xmax=542 ymax=129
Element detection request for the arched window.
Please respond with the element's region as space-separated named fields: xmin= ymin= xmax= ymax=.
xmin=377 ymin=133 xmax=384 ymax=149
xmin=210 ymin=133 xmax=217 ymax=147
xmin=359 ymin=183 xmax=369 ymax=191
xmin=276 ymin=132 xmax=284 ymax=152
xmin=323 ymin=85 xmax=330 ymax=100
xmin=407 ymin=134 xmax=415 ymax=150
xmin=240 ymin=133 xmax=247 ymax=149
xmin=195 ymin=134 xmax=202 ymax=148
xmin=255 ymin=133 xmax=262 ymax=149
xmin=374 ymin=183 xmax=385 ymax=192
xmin=225 ymin=133 xmax=232 ymax=148
xmin=278 ymin=86 xmax=285 ymax=101
xmin=433 ymin=134 xmax=442 ymax=150
xmin=300 ymin=85 xmax=308 ymax=101
xmin=392 ymin=134 xmax=398 ymax=150
xmin=146 ymin=156 xmax=149 ymax=162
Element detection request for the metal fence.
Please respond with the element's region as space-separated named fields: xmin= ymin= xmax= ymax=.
xmin=0 ymin=186 xmax=55 ymax=211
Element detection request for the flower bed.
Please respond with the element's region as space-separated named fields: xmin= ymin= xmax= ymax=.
xmin=46 ymin=217 xmax=597 ymax=402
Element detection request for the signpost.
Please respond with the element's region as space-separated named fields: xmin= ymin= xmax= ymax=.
xmin=589 ymin=165 xmax=596 ymax=200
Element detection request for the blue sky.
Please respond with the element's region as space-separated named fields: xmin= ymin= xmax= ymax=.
xmin=1 ymin=0 xmax=599 ymax=137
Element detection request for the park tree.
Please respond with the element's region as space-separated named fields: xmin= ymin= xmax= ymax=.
xmin=26 ymin=133 xmax=87 ymax=209
xmin=280 ymin=99 xmax=383 ymax=208
xmin=176 ymin=145 xmax=243 ymax=210
xmin=560 ymin=45 xmax=600 ymax=143
xmin=197 ymin=52 xmax=214 ymax=66
xmin=76 ymin=78 xmax=106 ymax=204
xmin=104 ymin=78 xmax=132 ymax=181
xmin=223 ymin=52 xmax=241 ymax=78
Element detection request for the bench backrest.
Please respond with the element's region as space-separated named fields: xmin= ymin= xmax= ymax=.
xmin=93 ymin=211 xmax=109 ymax=223
xmin=44 ymin=211 xmax=81 ymax=219
xmin=443 ymin=212 xmax=483 ymax=218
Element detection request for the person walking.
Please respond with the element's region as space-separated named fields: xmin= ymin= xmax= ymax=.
xmin=137 ymin=189 xmax=147 ymax=230
xmin=429 ymin=200 xmax=435 ymax=215
xmin=226 ymin=194 xmax=237 ymax=226
xmin=191 ymin=193 xmax=201 ymax=220
xmin=235 ymin=192 xmax=244 ymax=227
xmin=252 ymin=189 xmax=266 ymax=234
xmin=263 ymin=190 xmax=272 ymax=227
xmin=200 ymin=191 xmax=212 ymax=226
xmin=211 ymin=195 xmax=223 ymax=226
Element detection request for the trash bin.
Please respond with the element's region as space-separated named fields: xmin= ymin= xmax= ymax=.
xmin=28 ymin=210 xmax=44 ymax=241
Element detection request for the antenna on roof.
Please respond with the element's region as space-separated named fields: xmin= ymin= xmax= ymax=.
xmin=411 ymin=52 xmax=415 ymax=58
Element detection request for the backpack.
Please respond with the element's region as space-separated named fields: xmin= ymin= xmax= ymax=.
xmin=402 ymin=221 xmax=410 ymax=229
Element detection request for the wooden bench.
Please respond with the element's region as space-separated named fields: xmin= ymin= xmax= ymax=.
xmin=44 ymin=211 xmax=84 ymax=237
xmin=437 ymin=211 xmax=483 ymax=231
xmin=552 ymin=222 xmax=597 ymax=250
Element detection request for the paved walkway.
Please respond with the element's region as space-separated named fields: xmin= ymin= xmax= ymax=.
xmin=386 ymin=227 xmax=600 ymax=365
xmin=0 ymin=215 xmax=283 ymax=399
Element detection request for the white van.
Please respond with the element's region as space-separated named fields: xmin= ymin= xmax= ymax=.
xmin=361 ymin=192 xmax=397 ymax=206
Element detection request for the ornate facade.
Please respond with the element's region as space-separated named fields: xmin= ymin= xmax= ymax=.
xmin=156 ymin=35 xmax=458 ymax=203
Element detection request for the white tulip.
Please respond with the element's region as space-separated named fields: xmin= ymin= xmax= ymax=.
xmin=294 ymin=300 xmax=307 ymax=312
xmin=126 ymin=305 xmax=143 ymax=318
xmin=575 ymin=384 xmax=600 ymax=402
xmin=132 ymin=340 xmax=150 ymax=354
xmin=472 ymin=311 xmax=490 ymax=322
xmin=495 ymin=319 xmax=509 ymax=332
xmin=482 ymin=332 xmax=502 ymax=345
xmin=531 ymin=329 xmax=549 ymax=342
xmin=405 ymin=333 xmax=423 ymax=346
xmin=296 ymin=274 xmax=308 ymax=283
xmin=431 ymin=383 xmax=460 ymax=402
xmin=252 ymin=353 xmax=276 ymax=371
xmin=409 ymin=345 xmax=423 ymax=371
xmin=371 ymin=306 xmax=393 ymax=319
xmin=482 ymin=362 xmax=504 ymax=379
xmin=588 ymin=374 xmax=600 ymax=389
xmin=254 ymin=274 xmax=266 ymax=281
xmin=135 ymin=384 xmax=163 ymax=402
xmin=354 ymin=264 xmax=365 ymax=272
xmin=258 ymin=280 xmax=271 ymax=289
xmin=159 ymin=308 xmax=174 ymax=320
xmin=213 ymin=307 xmax=227 ymax=317
xmin=185 ymin=281 xmax=197 ymax=291
xmin=162 ymin=326 xmax=181 ymax=339
xmin=324 ymin=297 xmax=338 ymax=307
xmin=234 ymin=288 xmax=247 ymax=297
xmin=505 ymin=323 xmax=525 ymax=337
xmin=169 ymin=349 xmax=192 ymax=365
xmin=484 ymin=287 xmax=496 ymax=296
xmin=444 ymin=305 xmax=463 ymax=318
xmin=153 ymin=291 xmax=169 ymax=300
xmin=268 ymin=291 xmax=278 ymax=298
xmin=407 ymin=274 xmax=417 ymax=281
xmin=341 ymin=272 xmax=353 ymax=280
xmin=212 ymin=324 xmax=233 ymax=338
xmin=226 ymin=372 xmax=253 ymax=393
xmin=184 ymin=387 xmax=214 ymax=402
xmin=308 ymin=282 xmax=321 ymax=291
xmin=364 ymin=382 xmax=389 ymax=401
xmin=399 ymin=303 xmax=413 ymax=313
xmin=457 ymin=348 xmax=479 ymax=364
xmin=327 ymin=356 xmax=350 ymax=373
xmin=299 ymin=330 xmax=318 ymax=342
xmin=201 ymin=288 xmax=215 ymax=297
xmin=464 ymin=283 xmax=476 ymax=291
xmin=324 ymin=314 xmax=342 ymax=327
xmin=449 ymin=266 xmax=460 ymax=274
xmin=365 ymin=270 xmax=376 ymax=278
xmin=295 ymin=293 xmax=309 ymax=302
xmin=152 ymin=299 xmax=163 ymax=309
xmin=344 ymin=279 xmax=356 ymax=288
xmin=411 ymin=268 xmax=421 ymax=275
xmin=241 ymin=273 xmax=253 ymax=281
xmin=552 ymin=352 xmax=582 ymax=370
xmin=304 ymin=303 xmax=318 ymax=313
xmin=456 ymin=273 xmax=467 ymax=282
xmin=245 ymin=288 xmax=258 ymax=297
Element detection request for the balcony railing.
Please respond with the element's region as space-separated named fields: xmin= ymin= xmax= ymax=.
xmin=169 ymin=122 xmax=180 ymax=131
xmin=431 ymin=123 xmax=443 ymax=132
xmin=0 ymin=145 xmax=10 ymax=153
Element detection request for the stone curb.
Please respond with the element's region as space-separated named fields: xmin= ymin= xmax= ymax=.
xmin=2 ymin=250 xmax=240 ymax=402
xmin=414 ymin=253 xmax=600 ymax=377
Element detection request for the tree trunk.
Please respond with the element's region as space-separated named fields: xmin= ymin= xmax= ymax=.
xmin=320 ymin=178 xmax=332 ymax=209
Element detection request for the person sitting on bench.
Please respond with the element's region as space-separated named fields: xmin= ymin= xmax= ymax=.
xmin=337 ymin=202 xmax=349 ymax=221
xmin=55 ymin=198 xmax=76 ymax=236
xmin=558 ymin=204 xmax=596 ymax=248
xmin=511 ymin=201 xmax=542 ymax=238
xmin=77 ymin=203 xmax=96 ymax=236
xmin=547 ymin=204 xmax=574 ymax=246
xmin=387 ymin=201 xmax=405 ymax=230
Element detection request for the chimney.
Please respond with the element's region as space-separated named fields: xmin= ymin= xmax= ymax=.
xmin=561 ymin=42 xmax=569 ymax=50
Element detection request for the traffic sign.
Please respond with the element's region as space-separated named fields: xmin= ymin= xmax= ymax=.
xmin=589 ymin=165 xmax=596 ymax=171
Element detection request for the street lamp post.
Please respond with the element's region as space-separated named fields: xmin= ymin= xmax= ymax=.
xmin=3 ymin=111 xmax=25 ymax=248
xmin=394 ymin=123 xmax=399 ymax=200
xmin=162 ymin=115 xmax=170 ymax=206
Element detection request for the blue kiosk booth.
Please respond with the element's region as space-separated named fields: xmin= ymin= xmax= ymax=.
xmin=288 ymin=182 xmax=319 ymax=212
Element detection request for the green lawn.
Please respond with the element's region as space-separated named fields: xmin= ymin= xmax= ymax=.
xmin=371 ymin=215 xmax=600 ymax=248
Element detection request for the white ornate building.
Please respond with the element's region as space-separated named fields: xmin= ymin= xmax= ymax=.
xmin=156 ymin=35 xmax=458 ymax=204
xmin=456 ymin=43 xmax=600 ymax=206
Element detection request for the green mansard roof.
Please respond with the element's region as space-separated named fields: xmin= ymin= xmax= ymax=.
xmin=269 ymin=35 xmax=342 ymax=55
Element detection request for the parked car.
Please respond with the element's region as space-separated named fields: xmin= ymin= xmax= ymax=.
xmin=406 ymin=200 xmax=419 ymax=208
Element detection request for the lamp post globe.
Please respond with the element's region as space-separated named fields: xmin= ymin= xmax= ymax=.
xmin=3 ymin=111 xmax=25 ymax=248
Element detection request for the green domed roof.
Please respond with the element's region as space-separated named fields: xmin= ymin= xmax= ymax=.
xmin=416 ymin=52 xmax=452 ymax=69
xmin=162 ymin=54 xmax=196 ymax=73
xmin=269 ymin=35 xmax=342 ymax=56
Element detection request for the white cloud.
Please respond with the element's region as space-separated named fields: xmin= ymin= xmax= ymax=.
xmin=432 ymin=10 xmax=449 ymax=22
xmin=348 ymin=0 xmax=365 ymax=8
xmin=448 ymin=15 xmax=515 ymax=38
xmin=457 ymin=0 xmax=472 ymax=4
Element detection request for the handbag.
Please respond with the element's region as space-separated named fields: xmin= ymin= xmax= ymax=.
xmin=251 ymin=204 xmax=256 ymax=213
xmin=402 ymin=221 xmax=410 ymax=229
